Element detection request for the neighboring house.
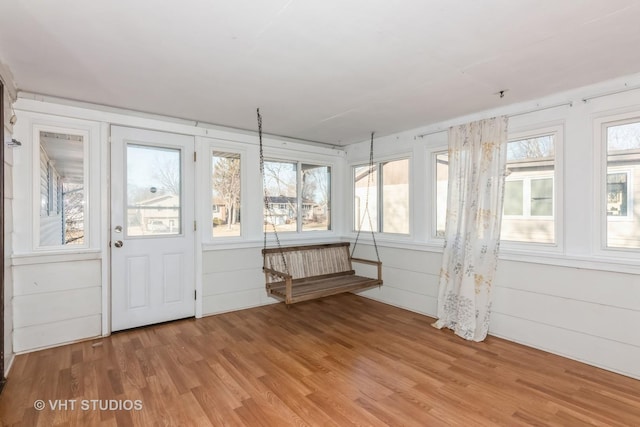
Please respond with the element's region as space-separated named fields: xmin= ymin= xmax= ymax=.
xmin=501 ymin=156 xmax=555 ymax=244
xmin=264 ymin=195 xmax=297 ymax=225
xmin=263 ymin=196 xmax=323 ymax=225
xmin=606 ymin=149 xmax=640 ymax=248
xmin=130 ymin=194 xmax=180 ymax=233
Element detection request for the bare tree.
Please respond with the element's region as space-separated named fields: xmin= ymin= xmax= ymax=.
xmin=212 ymin=156 xmax=241 ymax=228
xmin=63 ymin=182 xmax=84 ymax=244
xmin=264 ymin=161 xmax=296 ymax=197
xmin=607 ymin=122 xmax=640 ymax=151
xmin=508 ymin=136 xmax=554 ymax=161
xmin=154 ymin=156 xmax=181 ymax=196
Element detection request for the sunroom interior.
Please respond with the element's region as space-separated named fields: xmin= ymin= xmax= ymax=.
xmin=1 ymin=1 xmax=640 ymax=425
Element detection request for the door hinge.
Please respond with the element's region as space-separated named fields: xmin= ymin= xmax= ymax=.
xmin=194 ymin=220 xmax=197 ymax=231
xmin=194 ymin=151 xmax=197 ymax=162
xmin=194 ymin=290 xmax=197 ymax=300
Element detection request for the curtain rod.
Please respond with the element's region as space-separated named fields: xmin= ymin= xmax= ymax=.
xmin=581 ymin=84 xmax=640 ymax=103
xmin=415 ymin=101 xmax=573 ymax=139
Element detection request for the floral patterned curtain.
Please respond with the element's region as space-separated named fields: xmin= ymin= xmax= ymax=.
xmin=433 ymin=116 xmax=508 ymax=341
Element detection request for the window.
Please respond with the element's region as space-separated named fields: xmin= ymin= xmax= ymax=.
xmin=501 ymin=133 xmax=556 ymax=244
xmin=263 ymin=160 xmax=331 ymax=233
xmin=38 ymin=130 xmax=85 ymax=247
xmin=604 ymin=120 xmax=640 ymax=249
xmin=434 ymin=152 xmax=448 ymax=238
xmin=301 ymin=164 xmax=331 ymax=231
xmin=433 ymin=128 xmax=559 ymax=245
xmin=354 ymin=158 xmax=409 ymax=234
xmin=212 ymin=151 xmax=241 ymax=237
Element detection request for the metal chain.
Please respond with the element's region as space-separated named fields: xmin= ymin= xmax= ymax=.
xmin=258 ymin=108 xmax=289 ymax=274
xmin=351 ymin=132 xmax=380 ymax=262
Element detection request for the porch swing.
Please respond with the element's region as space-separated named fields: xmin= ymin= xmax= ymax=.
xmin=258 ymin=109 xmax=383 ymax=305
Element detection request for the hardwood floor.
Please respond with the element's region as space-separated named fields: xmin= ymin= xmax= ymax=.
xmin=1 ymin=293 xmax=639 ymax=426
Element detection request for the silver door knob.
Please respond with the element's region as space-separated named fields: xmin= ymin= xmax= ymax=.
xmin=114 ymin=240 xmax=123 ymax=248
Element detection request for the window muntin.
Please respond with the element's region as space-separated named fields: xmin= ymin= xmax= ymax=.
xmin=353 ymin=158 xmax=410 ymax=235
xmin=263 ymin=160 xmax=331 ymax=233
xmin=605 ymin=120 xmax=640 ymax=249
xmin=38 ymin=131 xmax=85 ymax=247
xmin=212 ymin=151 xmax=241 ymax=237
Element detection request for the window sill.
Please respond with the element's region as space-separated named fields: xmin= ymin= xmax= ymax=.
xmin=202 ymin=232 xmax=342 ymax=251
xmin=343 ymin=237 xmax=640 ymax=275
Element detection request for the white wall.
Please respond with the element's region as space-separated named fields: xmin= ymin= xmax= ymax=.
xmin=2 ymin=64 xmax=17 ymax=377
xmin=348 ymin=74 xmax=640 ymax=380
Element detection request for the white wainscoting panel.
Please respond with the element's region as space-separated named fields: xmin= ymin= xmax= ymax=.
xmin=356 ymin=245 xmax=640 ymax=380
xmin=12 ymin=259 xmax=102 ymax=352
xmin=201 ymin=247 xmax=277 ymax=315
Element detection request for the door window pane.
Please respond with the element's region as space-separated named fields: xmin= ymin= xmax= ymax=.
xmin=606 ymin=121 xmax=640 ymax=249
xmin=212 ymin=151 xmax=241 ymax=237
xmin=127 ymin=144 xmax=181 ymax=236
xmin=39 ymin=131 xmax=85 ymax=246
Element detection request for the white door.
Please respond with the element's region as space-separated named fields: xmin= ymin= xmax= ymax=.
xmin=111 ymin=126 xmax=195 ymax=331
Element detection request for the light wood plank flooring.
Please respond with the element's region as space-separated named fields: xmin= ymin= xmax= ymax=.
xmin=1 ymin=293 xmax=639 ymax=426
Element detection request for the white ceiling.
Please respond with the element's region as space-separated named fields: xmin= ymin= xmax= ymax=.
xmin=1 ymin=0 xmax=640 ymax=145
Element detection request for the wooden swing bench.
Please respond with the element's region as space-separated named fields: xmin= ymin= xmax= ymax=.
xmin=262 ymin=242 xmax=382 ymax=305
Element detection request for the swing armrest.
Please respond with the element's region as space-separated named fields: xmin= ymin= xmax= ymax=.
xmin=350 ymin=257 xmax=383 ymax=282
xmin=350 ymin=257 xmax=380 ymax=266
xmin=263 ymin=267 xmax=293 ymax=304
xmin=263 ymin=267 xmax=292 ymax=280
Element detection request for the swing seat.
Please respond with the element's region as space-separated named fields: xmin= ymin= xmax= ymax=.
xmin=262 ymin=242 xmax=382 ymax=305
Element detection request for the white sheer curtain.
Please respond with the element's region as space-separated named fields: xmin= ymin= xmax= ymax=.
xmin=433 ymin=116 xmax=508 ymax=341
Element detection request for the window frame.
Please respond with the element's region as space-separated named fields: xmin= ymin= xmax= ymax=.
xmin=596 ymin=113 xmax=640 ymax=254
xmin=263 ymin=158 xmax=333 ymax=234
xmin=430 ymin=124 xmax=563 ymax=251
xmin=32 ymin=123 xmax=91 ymax=251
xmin=206 ymin=149 xmax=246 ymax=242
xmin=208 ymin=144 xmax=245 ymax=241
xmin=432 ymin=149 xmax=449 ymax=240
xmin=503 ymin=126 xmax=563 ymax=249
xmin=351 ymin=154 xmax=412 ymax=237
